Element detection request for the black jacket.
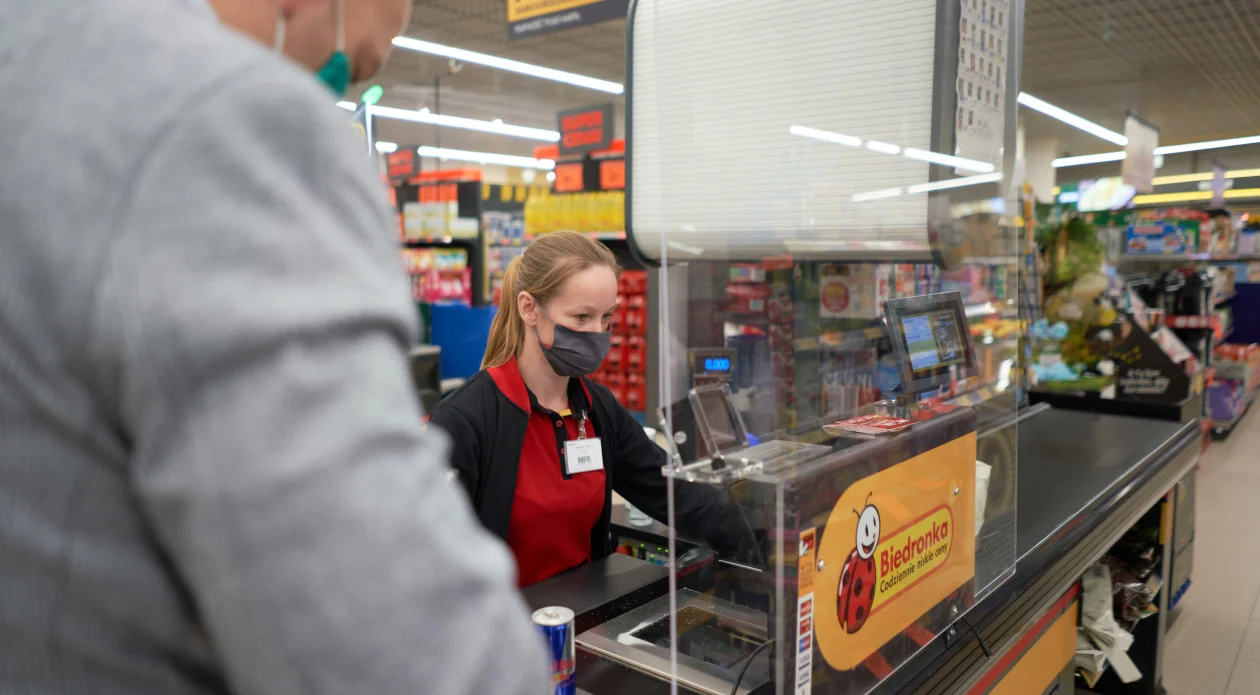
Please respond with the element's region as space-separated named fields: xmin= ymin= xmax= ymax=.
xmin=428 ymin=361 xmax=741 ymax=562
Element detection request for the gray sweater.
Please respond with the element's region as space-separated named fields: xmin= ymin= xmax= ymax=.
xmin=0 ymin=1 xmax=547 ymax=693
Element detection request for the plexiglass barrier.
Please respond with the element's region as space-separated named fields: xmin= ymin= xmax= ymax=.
xmin=577 ymin=0 xmax=1025 ymax=693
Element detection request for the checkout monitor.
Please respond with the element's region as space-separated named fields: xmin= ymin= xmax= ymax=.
xmin=658 ymin=385 xmax=749 ymax=464
xmin=883 ymin=291 xmax=977 ymax=396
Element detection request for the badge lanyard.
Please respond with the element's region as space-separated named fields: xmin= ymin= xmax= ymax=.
xmin=564 ymin=409 xmax=603 ymax=475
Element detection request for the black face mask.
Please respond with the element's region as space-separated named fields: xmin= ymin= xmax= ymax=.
xmin=533 ymin=304 xmax=612 ymax=377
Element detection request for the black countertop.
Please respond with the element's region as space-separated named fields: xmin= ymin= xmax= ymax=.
xmin=1016 ymin=407 xmax=1197 ymax=558
xmin=882 ymin=406 xmax=1200 ymax=694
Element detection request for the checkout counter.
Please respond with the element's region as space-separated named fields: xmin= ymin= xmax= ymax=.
xmin=511 ymin=0 xmax=1201 ymax=691
xmin=515 ymin=291 xmax=1199 ymax=694
xmin=522 ymin=403 xmax=1199 ymax=695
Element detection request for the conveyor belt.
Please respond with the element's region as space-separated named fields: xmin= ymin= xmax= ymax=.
xmin=879 ymin=407 xmax=1201 ymax=695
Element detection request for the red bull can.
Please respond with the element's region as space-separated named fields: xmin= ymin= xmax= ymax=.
xmin=533 ymin=606 xmax=575 ymax=695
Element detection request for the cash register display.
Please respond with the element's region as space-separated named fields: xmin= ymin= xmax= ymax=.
xmin=883 ymin=291 xmax=977 ymax=395
xmin=631 ymin=606 xmax=766 ymax=671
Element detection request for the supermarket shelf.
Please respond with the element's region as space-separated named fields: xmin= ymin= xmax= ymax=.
xmin=1214 ymin=292 xmax=1237 ymax=305
xmin=402 ymin=236 xmax=479 ymax=246
xmin=793 ymin=326 xmax=887 ymax=352
xmin=793 ymin=301 xmax=1017 ymax=352
xmin=1120 ymin=253 xmax=1215 ymax=262
xmin=487 ymin=231 xmax=625 ymax=246
xmin=964 ymin=255 xmax=1022 ymax=265
xmin=1121 ymin=253 xmax=1260 ymax=263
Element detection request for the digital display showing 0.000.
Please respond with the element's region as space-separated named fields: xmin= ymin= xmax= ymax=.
xmin=703 ymin=357 xmax=732 ymax=373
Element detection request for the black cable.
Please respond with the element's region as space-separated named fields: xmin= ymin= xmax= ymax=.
xmin=724 ymin=480 xmax=774 ymax=619
xmin=729 ymin=638 xmax=775 ymax=695
xmin=723 ymin=481 xmax=776 ymax=695
xmin=961 ymin=615 xmax=992 ymax=658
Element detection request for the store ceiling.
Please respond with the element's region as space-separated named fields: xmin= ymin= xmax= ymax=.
xmin=362 ymin=0 xmax=1260 ymax=165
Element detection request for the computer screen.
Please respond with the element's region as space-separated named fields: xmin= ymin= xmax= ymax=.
xmin=883 ymin=292 xmax=977 ymax=396
xmin=901 ymin=309 xmax=966 ymax=375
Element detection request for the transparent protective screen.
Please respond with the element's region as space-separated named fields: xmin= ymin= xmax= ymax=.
xmin=617 ymin=0 xmax=1024 ymax=693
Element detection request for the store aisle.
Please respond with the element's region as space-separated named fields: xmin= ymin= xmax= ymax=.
xmin=1163 ymin=407 xmax=1260 ymax=695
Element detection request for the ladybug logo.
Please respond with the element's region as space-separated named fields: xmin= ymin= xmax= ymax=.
xmin=837 ymin=495 xmax=880 ymax=634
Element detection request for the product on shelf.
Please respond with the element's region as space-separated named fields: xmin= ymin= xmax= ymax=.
xmin=400 ymin=247 xmax=471 ymax=305
xmin=1124 ymin=209 xmax=1209 ymax=255
xmin=1206 ymin=342 xmax=1260 ymax=428
xmin=525 ymin=189 xmax=625 ymax=236
xmin=592 ymin=270 xmax=649 ymax=413
xmin=403 ymin=183 xmax=478 ymax=241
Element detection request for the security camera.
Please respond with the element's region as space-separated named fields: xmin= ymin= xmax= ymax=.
xmin=447 ymin=59 xmax=464 ymax=75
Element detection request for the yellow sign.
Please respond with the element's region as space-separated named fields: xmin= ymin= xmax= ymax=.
xmin=871 ymin=505 xmax=954 ymax=612
xmin=814 ymin=433 xmax=976 ymax=672
xmin=508 ymin=0 xmax=603 ymax=22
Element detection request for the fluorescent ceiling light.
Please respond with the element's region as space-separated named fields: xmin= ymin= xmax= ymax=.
xmin=336 ymin=101 xmax=356 ymax=111
xmin=375 ymin=141 xmax=398 ymax=153
xmin=369 ymin=105 xmax=559 ymax=142
xmin=1155 ymin=134 xmax=1260 ymax=156
xmin=416 ymin=145 xmax=556 ymax=170
xmin=1017 ymin=92 xmax=1128 ymax=147
xmin=790 ymin=125 xmax=996 ymax=174
xmin=1052 ymin=151 xmax=1127 ymax=168
xmin=392 ymin=37 xmax=624 ymax=95
xmin=788 ymin=125 xmax=862 ymax=147
xmin=902 ymin=148 xmax=996 ymax=173
xmin=906 ymin=172 xmax=1003 ymax=194
xmin=852 ymin=187 xmax=904 ymax=202
xmin=865 ymin=140 xmax=902 ymax=155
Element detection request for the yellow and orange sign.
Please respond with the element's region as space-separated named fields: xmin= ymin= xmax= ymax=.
xmin=814 ymin=433 xmax=976 ymax=672
xmin=508 ymin=0 xmax=604 ymax=22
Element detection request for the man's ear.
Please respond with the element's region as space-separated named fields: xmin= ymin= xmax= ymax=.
xmin=518 ymin=291 xmax=538 ymax=328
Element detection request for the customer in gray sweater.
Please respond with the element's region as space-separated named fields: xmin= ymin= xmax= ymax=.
xmin=0 ymin=0 xmax=547 ymax=693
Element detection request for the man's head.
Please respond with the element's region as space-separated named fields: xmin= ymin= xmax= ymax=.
xmin=211 ymin=0 xmax=411 ymax=83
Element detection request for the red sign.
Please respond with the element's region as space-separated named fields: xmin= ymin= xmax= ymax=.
xmin=385 ymin=148 xmax=419 ymax=184
xmin=554 ymin=163 xmax=586 ymax=193
xmin=558 ymin=104 xmax=615 ymax=156
xmin=599 ymin=159 xmax=625 ymax=190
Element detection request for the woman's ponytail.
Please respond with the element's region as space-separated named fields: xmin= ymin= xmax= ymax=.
xmin=482 ymin=255 xmax=526 ymax=369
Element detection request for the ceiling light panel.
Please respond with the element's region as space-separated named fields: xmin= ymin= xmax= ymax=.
xmin=392 ymin=37 xmax=624 ymax=95
xmin=1016 ymin=92 xmax=1128 ymax=147
xmin=369 ymin=105 xmax=559 ymax=142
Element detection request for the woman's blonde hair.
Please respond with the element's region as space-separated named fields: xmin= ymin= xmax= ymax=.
xmin=482 ymin=230 xmax=620 ymax=369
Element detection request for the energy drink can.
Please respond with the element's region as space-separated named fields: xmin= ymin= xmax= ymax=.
xmin=533 ymin=606 xmax=576 ymax=695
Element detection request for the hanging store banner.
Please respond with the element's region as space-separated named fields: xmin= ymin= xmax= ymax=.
xmin=508 ymin=0 xmax=629 ymax=40
xmin=558 ymin=104 xmax=615 ymax=156
xmin=1212 ymin=162 xmax=1227 ymax=207
xmin=1122 ymin=114 xmax=1159 ymax=193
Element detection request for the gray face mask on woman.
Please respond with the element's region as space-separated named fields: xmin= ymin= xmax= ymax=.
xmin=533 ymin=304 xmax=612 ymax=378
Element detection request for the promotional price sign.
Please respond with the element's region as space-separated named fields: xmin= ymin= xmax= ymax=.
xmin=385 ymin=148 xmax=420 ymax=184
xmin=814 ymin=433 xmax=977 ymax=671
xmin=558 ymin=104 xmax=615 ymax=157
xmin=508 ymin=0 xmax=629 ymax=39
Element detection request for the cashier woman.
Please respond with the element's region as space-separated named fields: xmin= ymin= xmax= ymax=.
xmin=430 ymin=231 xmax=740 ymax=586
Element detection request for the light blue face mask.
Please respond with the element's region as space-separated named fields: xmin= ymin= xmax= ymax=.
xmin=275 ymin=0 xmax=353 ymax=97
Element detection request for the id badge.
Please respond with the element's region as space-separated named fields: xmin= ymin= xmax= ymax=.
xmin=564 ymin=438 xmax=604 ymax=475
